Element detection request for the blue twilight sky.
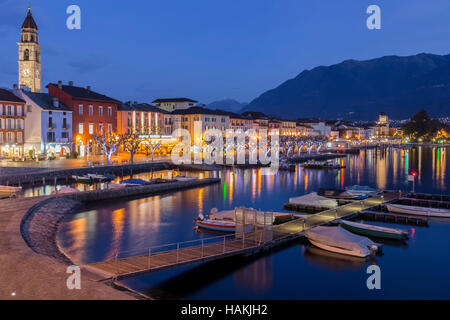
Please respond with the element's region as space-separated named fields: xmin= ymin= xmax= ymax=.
xmin=1 ymin=0 xmax=450 ymax=105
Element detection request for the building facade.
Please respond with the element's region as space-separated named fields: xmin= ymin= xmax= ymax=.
xmin=47 ymin=81 xmax=120 ymax=156
xmin=18 ymin=8 xmax=41 ymax=93
xmin=173 ymin=107 xmax=230 ymax=144
xmin=117 ymin=102 xmax=166 ymax=135
xmin=153 ymin=98 xmax=197 ymax=112
xmin=14 ymin=88 xmax=72 ymax=158
xmin=0 ymin=89 xmax=26 ymax=159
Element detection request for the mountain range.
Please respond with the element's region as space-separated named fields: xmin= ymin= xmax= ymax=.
xmin=241 ymin=53 xmax=450 ymax=120
xmin=206 ymin=99 xmax=247 ymax=113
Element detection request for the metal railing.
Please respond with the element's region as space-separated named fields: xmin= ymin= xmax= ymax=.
xmin=108 ymin=230 xmax=266 ymax=276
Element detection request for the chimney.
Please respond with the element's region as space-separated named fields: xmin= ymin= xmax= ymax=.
xmin=68 ymin=81 xmax=74 ymax=86
xmin=86 ymin=85 xmax=91 ymax=91
xmin=52 ymin=97 xmax=59 ymax=108
xmin=58 ymin=80 xmax=62 ymax=89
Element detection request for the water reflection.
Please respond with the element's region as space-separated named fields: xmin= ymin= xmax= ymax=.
xmin=57 ymin=147 xmax=450 ymax=298
xmin=304 ymin=246 xmax=369 ymax=271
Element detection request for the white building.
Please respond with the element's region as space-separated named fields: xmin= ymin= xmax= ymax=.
xmin=310 ymin=122 xmax=332 ymax=137
xmin=153 ymin=98 xmax=198 ymax=112
xmin=14 ymin=88 xmax=73 ymax=157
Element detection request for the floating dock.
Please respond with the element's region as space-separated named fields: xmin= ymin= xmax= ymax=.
xmin=86 ymin=193 xmax=398 ymax=281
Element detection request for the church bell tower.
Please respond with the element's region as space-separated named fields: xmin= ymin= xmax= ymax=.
xmin=18 ymin=7 xmax=41 ymax=93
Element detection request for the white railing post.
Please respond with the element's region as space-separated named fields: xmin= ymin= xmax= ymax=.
xmin=223 ymin=236 xmax=226 ymax=253
xmin=242 ymin=232 xmax=245 ymax=248
xmin=177 ymin=243 xmax=179 ymax=263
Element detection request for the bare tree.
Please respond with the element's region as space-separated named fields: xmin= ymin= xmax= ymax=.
xmin=123 ymin=132 xmax=142 ymax=164
xmin=92 ymin=132 xmax=124 ymax=165
xmin=148 ymin=142 xmax=161 ymax=162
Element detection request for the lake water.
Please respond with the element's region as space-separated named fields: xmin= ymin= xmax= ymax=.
xmin=57 ymin=146 xmax=449 ymax=299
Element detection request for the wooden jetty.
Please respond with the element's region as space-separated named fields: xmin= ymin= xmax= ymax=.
xmin=86 ymin=193 xmax=398 ymax=281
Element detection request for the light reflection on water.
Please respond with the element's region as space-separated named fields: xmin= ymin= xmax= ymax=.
xmin=57 ymin=147 xmax=449 ymax=299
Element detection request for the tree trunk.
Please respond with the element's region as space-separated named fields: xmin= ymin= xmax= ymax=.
xmin=130 ymin=151 xmax=134 ymax=164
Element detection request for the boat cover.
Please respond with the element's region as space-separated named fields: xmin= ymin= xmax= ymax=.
xmin=289 ymin=192 xmax=338 ymax=208
xmin=305 ymin=226 xmax=376 ymax=252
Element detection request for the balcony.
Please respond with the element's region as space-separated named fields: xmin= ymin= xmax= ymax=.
xmin=48 ymin=124 xmax=56 ymax=130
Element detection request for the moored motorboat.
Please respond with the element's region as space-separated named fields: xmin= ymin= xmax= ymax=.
xmin=305 ymin=226 xmax=381 ymax=258
xmin=288 ymin=192 xmax=338 ymax=209
xmin=196 ymin=215 xmax=237 ymax=232
xmin=87 ymin=173 xmax=115 ymax=182
xmin=345 ymin=185 xmax=381 ymax=197
xmin=339 ymin=220 xmax=408 ymax=240
xmin=72 ymin=175 xmax=93 ymax=184
xmin=318 ymin=188 xmax=368 ymax=200
xmin=386 ymin=203 xmax=450 ymax=218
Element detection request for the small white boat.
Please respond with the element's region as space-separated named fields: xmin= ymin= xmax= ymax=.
xmin=87 ymin=173 xmax=115 ymax=182
xmin=305 ymin=226 xmax=381 ymax=258
xmin=289 ymin=192 xmax=338 ymax=208
xmin=196 ymin=216 xmax=237 ymax=232
xmin=386 ymin=203 xmax=450 ymax=218
xmin=345 ymin=185 xmax=381 ymax=197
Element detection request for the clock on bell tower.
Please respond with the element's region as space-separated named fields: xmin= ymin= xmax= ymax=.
xmin=18 ymin=7 xmax=41 ymax=93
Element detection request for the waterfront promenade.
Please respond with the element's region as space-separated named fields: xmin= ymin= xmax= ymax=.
xmin=0 ymin=196 xmax=135 ymax=300
xmin=0 ymin=175 xmax=220 ymax=299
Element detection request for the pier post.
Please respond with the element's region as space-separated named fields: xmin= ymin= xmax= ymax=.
xmin=176 ymin=243 xmax=179 ymax=263
xmin=223 ymin=236 xmax=226 ymax=253
xmin=201 ymin=239 xmax=204 ymax=257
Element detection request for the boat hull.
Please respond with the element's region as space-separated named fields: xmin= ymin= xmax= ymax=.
xmin=308 ymin=239 xmax=368 ymax=258
xmin=387 ymin=204 xmax=450 ymax=218
xmin=196 ymin=220 xmax=236 ymax=232
xmin=340 ymin=222 xmax=406 ymax=240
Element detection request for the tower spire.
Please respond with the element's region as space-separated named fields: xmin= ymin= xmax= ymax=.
xmin=18 ymin=6 xmax=41 ymax=92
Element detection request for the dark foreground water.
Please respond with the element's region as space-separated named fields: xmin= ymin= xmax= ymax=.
xmin=58 ymin=146 xmax=449 ymax=299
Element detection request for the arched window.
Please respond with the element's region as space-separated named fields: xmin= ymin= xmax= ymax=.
xmin=24 ymin=49 xmax=30 ymax=61
xmin=35 ymin=51 xmax=40 ymax=62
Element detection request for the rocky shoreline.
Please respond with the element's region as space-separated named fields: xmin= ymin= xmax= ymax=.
xmin=20 ymin=197 xmax=81 ymax=265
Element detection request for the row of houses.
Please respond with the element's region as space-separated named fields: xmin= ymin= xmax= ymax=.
xmin=0 ymin=81 xmax=391 ymax=160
